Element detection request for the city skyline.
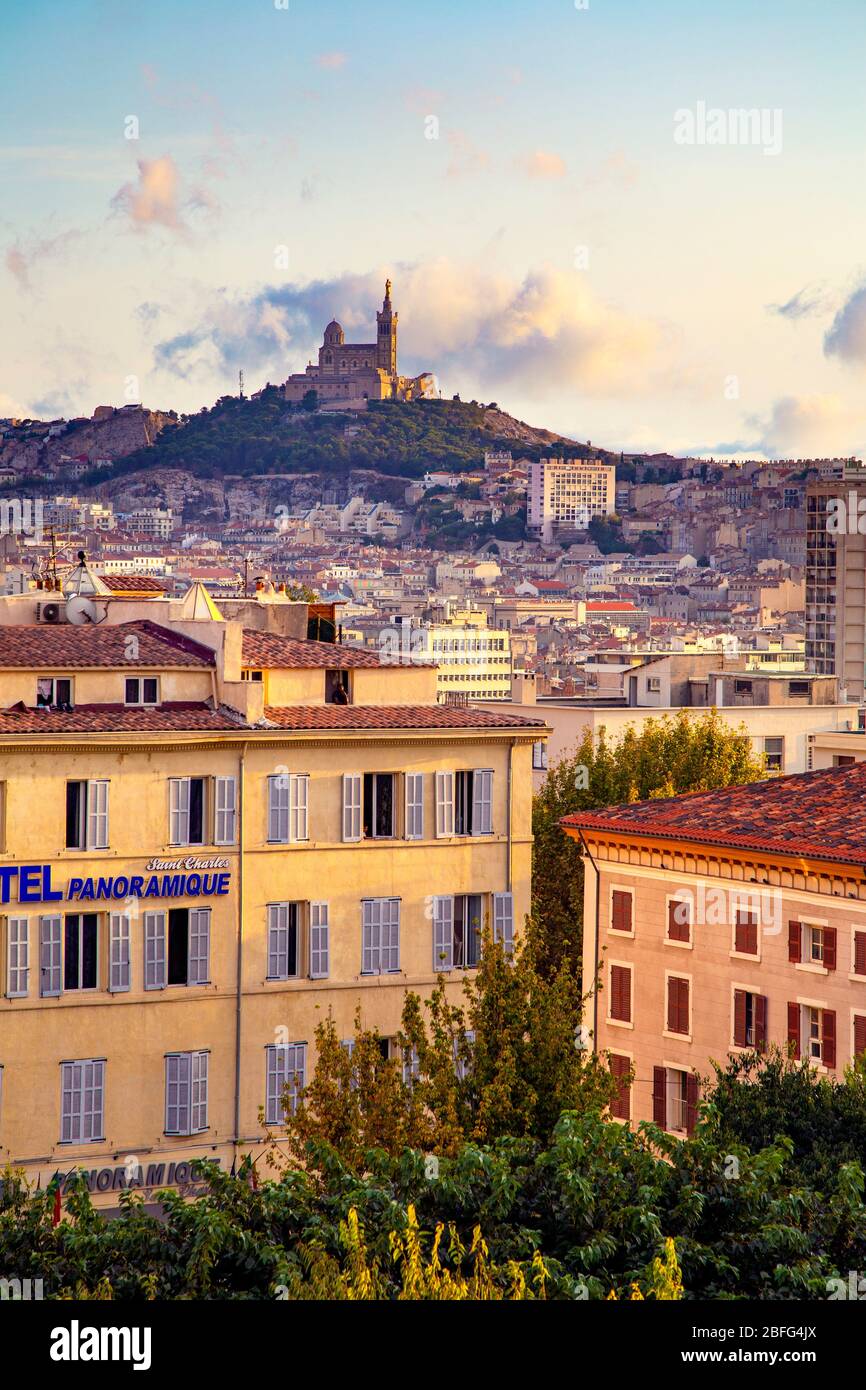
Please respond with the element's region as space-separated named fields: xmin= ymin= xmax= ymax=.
xmin=3 ymin=0 xmax=866 ymax=458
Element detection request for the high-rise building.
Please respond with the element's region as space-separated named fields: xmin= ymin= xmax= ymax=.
xmin=528 ymin=457 xmax=616 ymax=541
xmin=806 ymin=479 xmax=866 ymax=700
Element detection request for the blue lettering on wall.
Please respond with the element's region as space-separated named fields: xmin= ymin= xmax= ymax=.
xmin=17 ymin=864 xmax=232 ymax=905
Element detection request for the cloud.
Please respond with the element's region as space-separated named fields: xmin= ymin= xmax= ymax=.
xmin=519 ymin=150 xmax=566 ymax=180
xmin=446 ymin=130 xmax=490 ymax=179
xmin=111 ymin=155 xmax=185 ymax=233
xmin=152 ymin=260 xmax=668 ymax=399
xmin=315 ymin=51 xmax=348 ymax=70
xmin=0 ymin=390 xmax=29 ymax=418
xmin=5 ymin=230 xmax=82 ymax=290
xmin=767 ymin=283 xmax=830 ymax=321
xmin=716 ymin=394 xmax=865 ymax=459
xmin=824 ymin=283 xmax=866 ymax=364
xmin=403 ymin=86 xmax=444 ymax=115
xmin=584 ymin=150 xmax=640 ymax=190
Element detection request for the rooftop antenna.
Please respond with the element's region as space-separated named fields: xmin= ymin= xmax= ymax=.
xmin=238 ymin=369 xmax=245 ymax=400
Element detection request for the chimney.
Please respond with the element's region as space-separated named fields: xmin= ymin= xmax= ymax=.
xmin=511 ymin=670 xmax=537 ymax=706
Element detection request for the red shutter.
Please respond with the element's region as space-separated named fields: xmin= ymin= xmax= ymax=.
xmin=854 ymin=1015 xmax=866 ymax=1057
xmin=822 ymin=1010 xmax=836 ymax=1069
xmin=684 ymin=1073 xmax=699 ymax=1135
xmin=612 ymin=891 xmax=632 ymax=933
xmin=668 ymin=899 xmax=690 ymax=943
xmin=735 ymin=911 xmax=758 ymax=955
xmin=788 ymin=921 xmax=802 ymax=963
xmin=855 ymin=932 xmax=866 ymax=978
xmin=823 ymin=926 xmax=837 ymax=972
xmin=787 ymin=1001 xmax=800 ymax=1059
xmin=652 ymin=1066 xmax=666 ymax=1126
xmin=610 ymin=965 xmax=631 ymax=1022
xmin=733 ymin=990 xmax=747 ymax=1047
xmin=754 ymin=994 xmax=768 ymax=1049
xmin=609 ymin=1054 xmax=631 ymax=1121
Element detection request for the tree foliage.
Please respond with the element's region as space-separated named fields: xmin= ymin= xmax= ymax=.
xmin=531 ymin=710 xmax=767 ymax=979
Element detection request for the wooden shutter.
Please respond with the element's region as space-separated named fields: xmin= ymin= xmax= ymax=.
xmin=611 ymin=890 xmax=632 ymax=933
xmin=169 ymin=778 xmax=189 ymax=846
xmin=267 ymin=903 xmax=289 ymax=979
xmin=823 ymin=926 xmax=837 ymax=972
xmin=39 ymin=915 xmax=62 ymax=997
xmin=855 ymin=932 xmax=866 ymax=977
xmin=309 ymin=902 xmax=329 ymax=979
xmin=289 ymin=774 xmax=309 ymax=843
xmin=188 ymin=909 xmax=211 ymax=985
xmin=608 ymin=1054 xmax=631 ymax=1121
xmin=822 ymin=1010 xmax=836 ymax=1068
xmin=684 ymin=1074 xmax=699 ymax=1135
xmin=652 ymin=1066 xmax=666 ymax=1126
xmin=405 ymin=773 xmax=424 ymax=840
xmin=854 ymin=1015 xmax=866 ymax=1057
xmin=610 ymin=965 xmax=631 ymax=1022
xmin=342 ymin=774 xmax=362 ymax=842
xmin=87 ymin=780 xmax=109 ymax=850
xmin=754 ymin=994 xmax=768 ymax=1049
xmin=268 ymin=776 xmax=289 ymax=843
xmin=144 ymin=911 xmax=167 ymax=990
xmin=735 ymin=911 xmax=757 ymax=955
xmin=435 ymin=771 xmax=455 ymax=838
xmin=214 ymin=776 xmax=236 ymax=845
xmin=667 ymin=977 xmax=688 ymax=1034
xmin=493 ymin=893 xmax=514 ymax=955
xmin=433 ymin=896 xmax=454 ymax=971
xmin=787 ymin=1001 xmax=800 ymax=1058
xmin=471 ymin=770 xmax=493 ymax=836
xmin=109 ymin=912 xmax=131 ymax=992
xmin=6 ymin=916 xmax=29 ymax=998
xmin=733 ymin=989 xmax=748 ymax=1047
xmin=668 ymin=899 xmax=690 ymax=943
xmin=788 ymin=921 xmax=802 ymax=963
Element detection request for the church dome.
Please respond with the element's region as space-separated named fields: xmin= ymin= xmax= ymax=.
xmin=324 ymin=319 xmax=345 ymax=345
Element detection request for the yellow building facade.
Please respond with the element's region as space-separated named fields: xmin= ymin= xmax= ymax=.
xmin=0 ymin=589 xmax=543 ymax=1203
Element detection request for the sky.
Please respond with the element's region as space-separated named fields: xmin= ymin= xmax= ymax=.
xmin=3 ymin=0 xmax=866 ymax=458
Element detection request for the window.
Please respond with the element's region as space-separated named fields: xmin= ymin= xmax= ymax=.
xmin=66 ymin=780 xmax=109 ymax=850
xmin=492 ymin=892 xmax=514 ymax=954
xmin=361 ymin=898 xmax=400 ymax=975
xmin=325 ymin=669 xmax=351 ymax=704
xmin=666 ymin=976 xmax=690 ymax=1035
xmin=834 ymin=755 xmax=856 ymax=768
xmin=60 ymin=1059 xmax=105 ymax=1143
xmin=268 ymin=774 xmax=308 ymax=843
xmin=787 ymin=680 xmax=810 ymax=697
xmin=363 ymin=773 xmax=394 ymax=838
xmin=444 ymin=770 xmax=492 ymax=837
xmin=653 ymin=1066 xmax=698 ymax=1134
xmin=854 ymin=930 xmax=866 ymax=978
xmin=169 ymin=777 xmax=206 ymax=847
xmin=854 ymin=1014 xmax=866 ymax=1059
xmin=532 ymin=741 xmax=548 ymax=771
xmin=734 ymin=679 xmax=753 ymax=695
xmin=789 ymin=1003 xmax=836 ymax=1067
xmin=433 ymin=894 xmax=483 ymax=971
xmin=36 ymin=677 xmax=72 ymax=709
xmin=646 ymin=677 xmax=661 ymax=693
xmin=610 ymin=890 xmax=633 ymax=934
xmin=763 ymin=736 xmax=784 ymax=773
xmin=609 ymin=964 xmax=632 ymax=1023
xmin=788 ymin=920 xmax=836 ymax=970
xmin=733 ymin=910 xmax=758 ymax=956
xmin=165 ymin=1052 xmax=208 ymax=1134
xmin=6 ymin=916 xmax=29 ymax=998
xmin=667 ymin=897 xmax=691 ymax=945
xmin=265 ymin=1043 xmax=306 ymax=1123
xmin=144 ymin=909 xmax=210 ymax=989
xmin=268 ymin=902 xmax=302 ymax=980
xmin=608 ymin=1054 xmax=631 ymax=1121
xmin=64 ymin=914 xmax=98 ymax=991
xmin=733 ymin=989 xmax=767 ymax=1048
xmin=405 ymin=773 xmax=424 ymax=840
xmin=124 ymin=677 xmax=159 ymax=706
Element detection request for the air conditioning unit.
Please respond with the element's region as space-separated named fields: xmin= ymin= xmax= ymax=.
xmin=36 ymin=602 xmax=67 ymax=624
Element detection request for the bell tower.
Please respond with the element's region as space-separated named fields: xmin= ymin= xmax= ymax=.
xmin=376 ymin=278 xmax=398 ymax=376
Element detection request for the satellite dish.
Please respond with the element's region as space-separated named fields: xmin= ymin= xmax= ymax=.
xmin=66 ymin=596 xmax=98 ymax=625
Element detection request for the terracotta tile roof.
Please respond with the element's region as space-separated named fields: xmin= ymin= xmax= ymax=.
xmin=0 ymin=702 xmax=239 ymax=733
xmin=96 ymin=575 xmax=170 ymax=593
xmin=242 ymin=632 xmax=384 ymax=668
xmin=562 ymin=762 xmax=866 ymax=867
xmin=262 ymin=705 xmax=546 ymax=732
xmin=0 ymin=620 xmax=216 ymax=669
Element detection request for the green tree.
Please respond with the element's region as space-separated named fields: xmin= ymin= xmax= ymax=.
xmin=531 ymin=711 xmax=766 ymax=979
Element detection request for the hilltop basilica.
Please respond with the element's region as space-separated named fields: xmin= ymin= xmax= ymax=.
xmin=281 ymin=280 xmax=438 ymax=407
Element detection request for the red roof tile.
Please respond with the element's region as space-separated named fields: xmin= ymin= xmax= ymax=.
xmin=0 ymin=702 xmax=239 ymax=733
xmin=562 ymin=762 xmax=866 ymax=867
xmin=243 ymin=632 xmax=384 ymax=668
xmin=0 ymin=621 xmax=215 ymax=669
xmin=262 ymin=705 xmax=546 ymax=732
xmin=97 ymin=575 xmax=170 ymax=593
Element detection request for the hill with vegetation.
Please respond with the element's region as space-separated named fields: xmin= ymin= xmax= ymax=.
xmin=82 ymin=390 xmax=610 ymax=487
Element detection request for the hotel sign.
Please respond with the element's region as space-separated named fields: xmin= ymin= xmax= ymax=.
xmin=0 ymin=859 xmax=232 ymax=905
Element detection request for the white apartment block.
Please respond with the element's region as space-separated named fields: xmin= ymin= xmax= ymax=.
xmin=528 ymin=457 xmax=616 ymax=539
